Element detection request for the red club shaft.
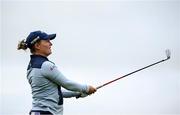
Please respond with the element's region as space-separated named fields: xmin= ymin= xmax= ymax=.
xmin=96 ymin=57 xmax=170 ymax=89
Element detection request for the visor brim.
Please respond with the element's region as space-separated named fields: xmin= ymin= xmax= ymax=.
xmin=48 ymin=34 xmax=56 ymax=40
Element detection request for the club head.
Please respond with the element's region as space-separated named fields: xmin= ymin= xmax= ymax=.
xmin=165 ymin=49 xmax=171 ymax=59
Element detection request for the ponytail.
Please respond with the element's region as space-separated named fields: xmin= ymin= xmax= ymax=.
xmin=17 ymin=39 xmax=28 ymax=50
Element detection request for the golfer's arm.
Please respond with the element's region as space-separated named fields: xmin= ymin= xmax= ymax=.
xmin=41 ymin=61 xmax=89 ymax=94
xmin=61 ymin=89 xmax=80 ymax=98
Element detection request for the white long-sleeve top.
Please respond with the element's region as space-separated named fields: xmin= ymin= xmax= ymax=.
xmin=27 ymin=55 xmax=89 ymax=115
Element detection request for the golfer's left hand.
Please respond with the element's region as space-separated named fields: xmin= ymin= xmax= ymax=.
xmin=76 ymin=92 xmax=88 ymax=98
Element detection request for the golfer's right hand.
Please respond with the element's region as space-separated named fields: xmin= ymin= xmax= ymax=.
xmin=87 ymin=85 xmax=97 ymax=95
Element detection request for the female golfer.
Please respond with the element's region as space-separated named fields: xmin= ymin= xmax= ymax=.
xmin=17 ymin=30 xmax=96 ymax=115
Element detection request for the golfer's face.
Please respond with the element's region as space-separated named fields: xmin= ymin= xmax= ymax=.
xmin=38 ymin=39 xmax=52 ymax=56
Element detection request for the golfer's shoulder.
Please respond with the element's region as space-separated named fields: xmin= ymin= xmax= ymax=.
xmin=41 ymin=60 xmax=56 ymax=70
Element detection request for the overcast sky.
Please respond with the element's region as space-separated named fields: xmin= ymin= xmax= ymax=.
xmin=1 ymin=1 xmax=180 ymax=115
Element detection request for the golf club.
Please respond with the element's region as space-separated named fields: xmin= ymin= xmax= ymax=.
xmin=76 ymin=49 xmax=171 ymax=98
xmin=96 ymin=49 xmax=171 ymax=89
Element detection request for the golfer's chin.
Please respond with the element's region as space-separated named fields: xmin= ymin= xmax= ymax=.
xmin=47 ymin=51 xmax=52 ymax=56
xmin=45 ymin=51 xmax=52 ymax=57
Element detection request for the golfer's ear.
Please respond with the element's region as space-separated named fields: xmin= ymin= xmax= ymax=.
xmin=34 ymin=42 xmax=41 ymax=50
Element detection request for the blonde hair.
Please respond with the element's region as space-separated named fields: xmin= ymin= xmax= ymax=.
xmin=17 ymin=39 xmax=41 ymax=53
xmin=17 ymin=39 xmax=28 ymax=50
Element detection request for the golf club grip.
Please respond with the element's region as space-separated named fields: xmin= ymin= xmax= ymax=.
xmin=96 ymin=58 xmax=170 ymax=90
